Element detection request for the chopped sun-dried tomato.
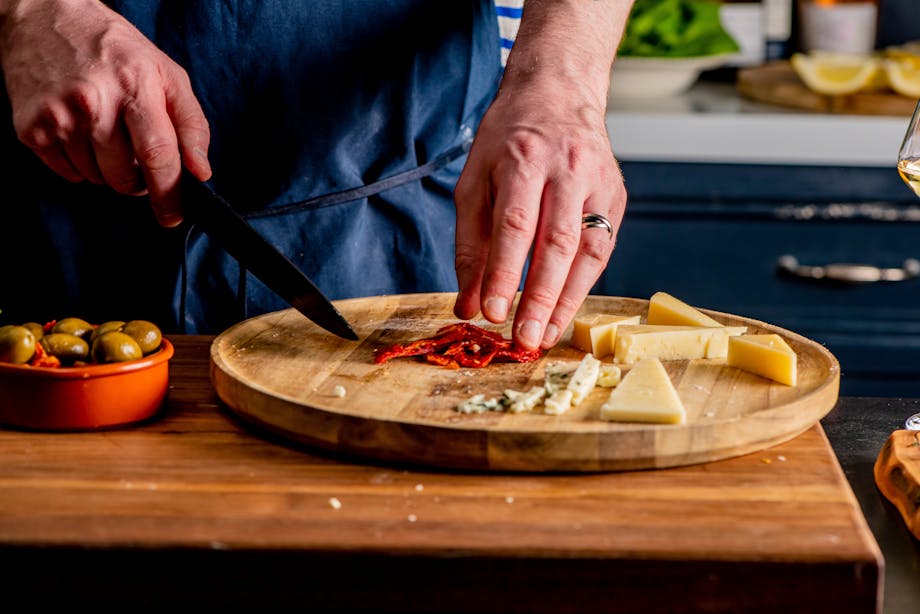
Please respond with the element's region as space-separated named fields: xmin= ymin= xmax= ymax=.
xmin=28 ymin=340 xmax=61 ymax=368
xmin=425 ymin=353 xmax=459 ymax=369
xmin=374 ymin=322 xmax=542 ymax=369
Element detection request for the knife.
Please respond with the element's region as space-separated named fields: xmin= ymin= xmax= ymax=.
xmin=180 ymin=170 xmax=359 ymax=341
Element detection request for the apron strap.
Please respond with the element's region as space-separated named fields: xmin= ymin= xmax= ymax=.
xmin=245 ymin=138 xmax=472 ymax=220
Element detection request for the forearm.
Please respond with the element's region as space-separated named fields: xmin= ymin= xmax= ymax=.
xmin=1 ymin=0 xmax=90 ymax=52
xmin=502 ymin=0 xmax=634 ymax=112
xmin=0 ymin=0 xmax=41 ymax=17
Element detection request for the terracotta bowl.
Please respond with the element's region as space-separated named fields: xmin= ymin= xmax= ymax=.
xmin=0 ymin=338 xmax=174 ymax=431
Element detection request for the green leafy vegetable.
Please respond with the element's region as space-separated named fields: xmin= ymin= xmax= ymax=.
xmin=618 ymin=0 xmax=740 ymax=57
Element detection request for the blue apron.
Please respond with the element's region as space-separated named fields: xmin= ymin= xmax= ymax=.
xmin=0 ymin=2 xmax=501 ymax=334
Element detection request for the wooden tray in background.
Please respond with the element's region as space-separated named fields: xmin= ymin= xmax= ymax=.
xmin=210 ymin=293 xmax=840 ymax=472
xmin=875 ymin=429 xmax=920 ymax=539
xmin=738 ymin=60 xmax=916 ymax=115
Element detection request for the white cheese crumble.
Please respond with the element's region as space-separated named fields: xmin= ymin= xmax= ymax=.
xmin=332 ymin=385 xmax=347 ymax=398
xmin=504 ymin=386 xmax=546 ymax=414
xmin=543 ymin=361 xmax=576 ymax=394
xmin=544 ymin=389 xmax=574 ymax=415
xmin=453 ymin=353 xmax=621 ymax=416
xmin=456 ymin=394 xmax=502 ymax=414
xmin=567 ymin=353 xmax=601 ymax=404
xmin=597 ymin=364 xmax=622 ymax=387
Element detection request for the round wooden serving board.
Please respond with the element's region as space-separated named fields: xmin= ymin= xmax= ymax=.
xmin=210 ymin=293 xmax=840 ymax=472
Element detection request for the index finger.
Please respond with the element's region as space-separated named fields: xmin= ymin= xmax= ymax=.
xmin=165 ymin=66 xmax=211 ymax=182
xmin=123 ymin=85 xmax=183 ymax=227
xmin=478 ymin=170 xmax=544 ymax=324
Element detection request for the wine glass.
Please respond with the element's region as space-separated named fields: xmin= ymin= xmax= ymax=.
xmin=896 ymin=99 xmax=920 ymax=431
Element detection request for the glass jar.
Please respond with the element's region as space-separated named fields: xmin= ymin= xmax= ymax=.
xmin=799 ymin=0 xmax=879 ymax=55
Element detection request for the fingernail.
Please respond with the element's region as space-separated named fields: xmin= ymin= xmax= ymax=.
xmin=543 ymin=322 xmax=561 ymax=346
xmin=517 ymin=319 xmax=542 ymax=349
xmin=483 ymin=296 xmax=509 ymax=321
xmin=157 ymin=212 xmax=184 ymax=228
xmin=194 ymin=147 xmax=212 ymax=176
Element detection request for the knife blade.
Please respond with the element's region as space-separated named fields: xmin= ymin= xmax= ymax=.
xmin=180 ymin=170 xmax=359 ymax=341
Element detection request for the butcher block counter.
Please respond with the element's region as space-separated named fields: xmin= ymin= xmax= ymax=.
xmin=0 ymin=336 xmax=917 ymax=613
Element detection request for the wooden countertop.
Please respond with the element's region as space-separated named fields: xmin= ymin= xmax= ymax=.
xmin=0 ymin=336 xmax=882 ymax=612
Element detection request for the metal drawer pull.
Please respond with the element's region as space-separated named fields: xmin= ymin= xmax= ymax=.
xmin=777 ymin=255 xmax=920 ymax=283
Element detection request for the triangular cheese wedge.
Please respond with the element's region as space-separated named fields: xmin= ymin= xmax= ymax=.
xmin=600 ymin=358 xmax=686 ymax=424
xmin=727 ymin=334 xmax=797 ymax=386
xmin=647 ymin=291 xmax=722 ymax=327
xmin=646 ymin=291 xmax=746 ymax=340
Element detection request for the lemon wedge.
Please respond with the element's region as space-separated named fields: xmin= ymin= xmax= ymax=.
xmin=884 ymin=56 xmax=920 ymax=98
xmin=884 ymin=41 xmax=920 ymax=61
xmin=790 ymin=52 xmax=881 ymax=96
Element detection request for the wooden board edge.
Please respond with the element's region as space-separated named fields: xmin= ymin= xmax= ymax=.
xmin=212 ymin=356 xmax=839 ymax=473
xmin=874 ymin=429 xmax=920 ymax=540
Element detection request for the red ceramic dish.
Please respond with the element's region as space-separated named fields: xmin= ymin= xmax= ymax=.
xmin=0 ymin=338 xmax=174 ymax=431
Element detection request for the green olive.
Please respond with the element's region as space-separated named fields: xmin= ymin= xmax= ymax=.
xmin=91 ymin=320 xmax=126 ymax=343
xmin=122 ymin=320 xmax=162 ymax=355
xmin=40 ymin=333 xmax=89 ymax=362
xmin=0 ymin=325 xmax=37 ymax=364
xmin=91 ymin=331 xmax=143 ymax=363
xmin=52 ymin=317 xmax=93 ymax=340
xmin=21 ymin=322 xmax=44 ymax=341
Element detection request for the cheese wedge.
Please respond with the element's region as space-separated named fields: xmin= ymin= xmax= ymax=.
xmin=571 ymin=314 xmax=641 ymax=357
xmin=647 ymin=292 xmax=746 ymax=337
xmin=727 ymin=334 xmax=797 ymax=386
xmin=647 ymin=291 xmax=723 ymax=327
xmin=614 ymin=325 xmax=731 ymax=364
xmin=600 ymin=357 xmax=686 ymax=424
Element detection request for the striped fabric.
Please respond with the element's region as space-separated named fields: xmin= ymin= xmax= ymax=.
xmin=494 ymin=0 xmax=524 ymax=66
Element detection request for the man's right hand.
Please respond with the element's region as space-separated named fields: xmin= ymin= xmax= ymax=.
xmin=0 ymin=0 xmax=211 ymax=226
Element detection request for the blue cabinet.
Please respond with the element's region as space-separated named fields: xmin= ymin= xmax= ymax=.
xmin=595 ymin=161 xmax=920 ymax=397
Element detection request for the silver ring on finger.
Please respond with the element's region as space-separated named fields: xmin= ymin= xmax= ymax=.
xmin=581 ymin=212 xmax=613 ymax=237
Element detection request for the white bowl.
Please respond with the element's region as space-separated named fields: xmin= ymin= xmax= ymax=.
xmin=608 ymin=54 xmax=733 ymax=101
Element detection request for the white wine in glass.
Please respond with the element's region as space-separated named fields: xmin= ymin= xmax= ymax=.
xmin=896 ymin=99 xmax=920 ymax=430
xmin=898 ymin=97 xmax=920 ymax=196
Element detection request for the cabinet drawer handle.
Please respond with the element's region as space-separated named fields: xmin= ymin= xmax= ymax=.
xmin=777 ymin=255 xmax=920 ymax=284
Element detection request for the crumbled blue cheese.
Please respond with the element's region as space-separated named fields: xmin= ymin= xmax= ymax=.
xmin=543 ymin=361 xmax=576 ymax=394
xmin=544 ymin=389 xmax=574 ymax=415
xmin=455 ymin=354 xmax=620 ymax=416
xmin=503 ymin=386 xmax=547 ymax=414
xmin=456 ymin=394 xmax=502 ymax=414
xmin=567 ymin=353 xmax=601 ymax=404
